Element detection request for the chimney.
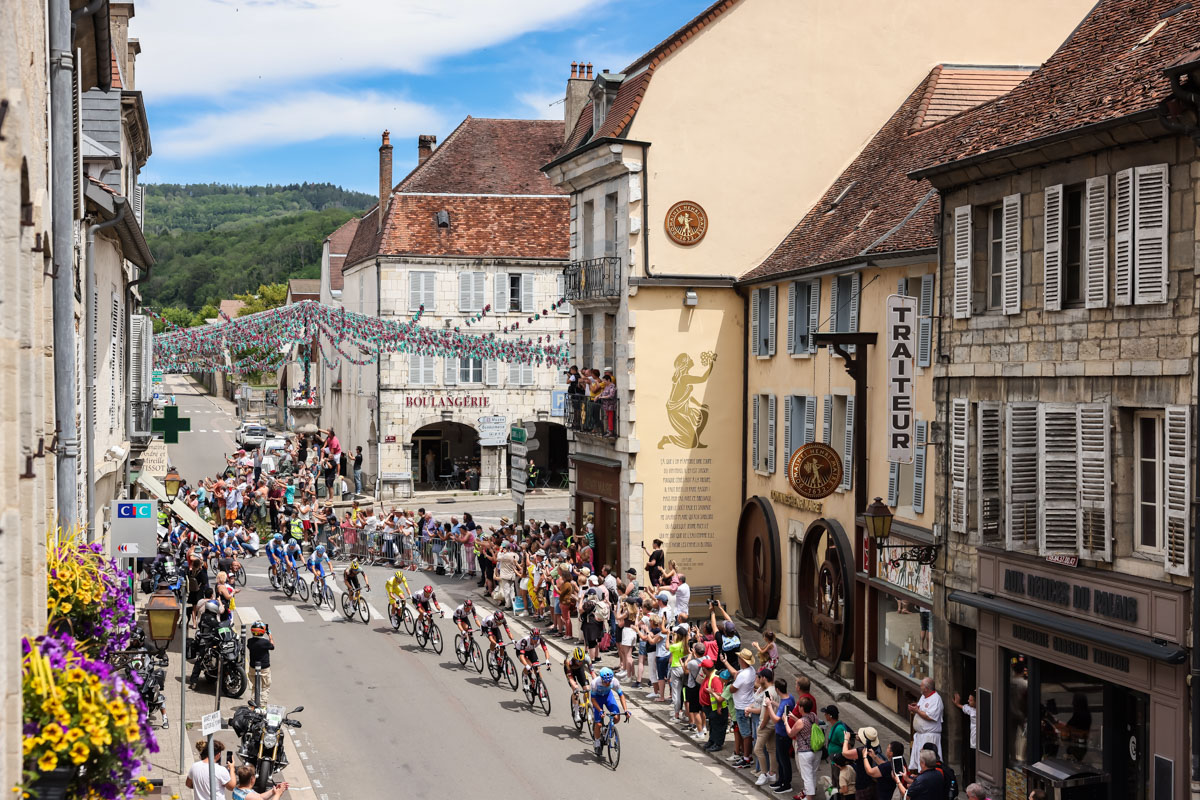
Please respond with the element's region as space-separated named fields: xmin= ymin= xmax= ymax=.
xmin=126 ymin=39 xmax=141 ymax=91
xmin=378 ymin=130 xmax=392 ymax=232
xmin=109 ymin=4 xmax=135 ymax=87
xmin=418 ymin=134 xmax=437 ymax=165
xmin=563 ymin=60 xmax=593 ymax=143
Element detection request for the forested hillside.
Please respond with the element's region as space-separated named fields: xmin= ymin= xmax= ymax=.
xmin=141 ymin=183 xmax=372 ymax=310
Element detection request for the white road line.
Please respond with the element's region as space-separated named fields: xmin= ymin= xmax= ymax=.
xmin=315 ymin=607 xmax=340 ymax=623
xmin=235 ymin=607 xmax=259 ymax=626
xmin=368 ymin=604 xmax=386 ymax=621
xmin=275 ymin=605 xmax=304 ymax=623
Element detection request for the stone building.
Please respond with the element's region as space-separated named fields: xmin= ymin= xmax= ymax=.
xmin=912 ymin=1 xmax=1200 ymax=795
xmin=322 ymin=119 xmax=571 ymax=497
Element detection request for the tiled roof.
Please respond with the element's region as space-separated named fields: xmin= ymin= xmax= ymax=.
xmin=395 ymin=117 xmax=566 ymax=195
xmin=219 ymin=300 xmax=245 ymax=320
xmin=743 ymin=66 xmax=1006 ymax=283
xmin=343 ymin=206 xmax=383 ymax=270
xmin=594 ymin=71 xmax=654 ymax=139
xmin=911 ymin=66 xmax=1033 ymax=130
xmin=110 ymin=46 xmax=123 ymax=90
xmin=917 ymin=0 xmax=1200 ymax=174
xmin=563 ymin=103 xmax=594 ymax=154
xmin=288 ymin=279 xmax=321 ymax=298
xmin=325 ymin=217 xmax=359 ymax=291
xmin=377 ymin=194 xmax=568 ymax=260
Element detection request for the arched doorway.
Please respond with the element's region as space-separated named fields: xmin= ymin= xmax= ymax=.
xmin=797 ymin=518 xmax=854 ymax=666
xmin=529 ymin=421 xmax=569 ymax=487
xmin=411 ymin=421 xmax=480 ymax=490
xmin=735 ymin=497 xmax=781 ymax=628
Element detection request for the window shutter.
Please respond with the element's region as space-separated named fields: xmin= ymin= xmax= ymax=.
xmin=1165 ymin=406 xmax=1191 ymax=575
xmin=786 ymin=282 xmax=796 ymax=355
xmin=110 ymin=295 xmax=119 ymax=434
xmin=495 ymin=272 xmax=509 ymax=311
xmin=458 ymin=273 xmax=472 ymax=311
xmin=767 ymin=394 xmax=777 ymax=473
xmin=409 ymin=272 xmax=422 ymax=311
xmin=1002 ymin=193 xmax=1022 ymax=315
xmin=1084 ymin=176 xmax=1109 ymax=309
xmin=750 ymin=290 xmax=760 ymax=357
xmin=410 ymin=353 xmax=421 ymax=384
xmin=978 ymin=402 xmax=1002 ymax=544
xmin=485 ymin=360 xmax=498 ymax=386
xmin=72 ymin=58 xmax=83 ymax=217
xmin=1043 ymin=184 xmax=1063 ymax=312
xmin=953 ymin=205 xmax=973 ymax=319
xmin=556 ymin=274 xmax=571 ymax=314
xmin=752 ymin=396 xmax=760 ymax=470
xmin=423 ymin=272 xmax=437 ymax=310
xmin=474 ymin=272 xmax=486 ymax=311
xmin=847 ymin=272 xmax=860 ymax=354
xmin=912 ymin=420 xmax=927 ymax=514
xmin=1077 ymin=403 xmax=1111 ymax=561
xmin=520 ymin=273 xmax=534 ymax=313
xmin=1114 ymin=169 xmax=1133 ymax=305
xmin=767 ymin=285 xmax=777 ymax=356
xmin=444 ymin=357 xmax=457 ymax=386
xmin=829 ymin=275 xmax=839 ymax=333
xmin=807 ymin=280 xmax=820 ymax=354
xmin=134 ymin=184 xmax=145 ymax=228
xmin=950 ymin=398 xmax=969 ymax=533
xmin=887 ymin=462 xmax=900 ymax=506
xmin=423 ymin=356 xmax=435 ymax=385
xmin=898 ymin=277 xmax=908 ymax=295
xmin=130 ymin=316 xmax=144 ymax=407
xmin=1005 ymin=403 xmax=1038 ymax=549
xmin=840 ymin=396 xmax=855 ymax=491
xmin=521 ymin=362 xmax=534 ymax=386
xmin=918 ymin=273 xmax=934 ymax=367
xmin=822 ymin=395 xmax=833 ymax=444
xmin=1038 ymin=404 xmax=1080 ymax=556
xmin=783 ymin=394 xmax=793 ymax=461
xmin=803 ymin=396 xmax=816 ymax=446
xmin=509 ymin=361 xmax=521 ymax=385
xmin=1134 ymin=163 xmax=1168 ymax=305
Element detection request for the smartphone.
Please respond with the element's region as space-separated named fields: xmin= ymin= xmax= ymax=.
xmin=891 ymin=755 xmax=904 ymax=774
xmin=226 ymin=750 xmax=234 ymax=765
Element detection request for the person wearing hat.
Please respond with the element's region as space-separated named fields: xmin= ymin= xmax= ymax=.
xmin=841 ymin=725 xmax=882 ymax=799
xmin=623 ymin=567 xmax=639 ymax=598
xmin=697 ymin=657 xmax=728 ymax=752
xmin=655 ymin=590 xmax=677 ymax=629
xmin=730 ymin=647 xmax=759 ymax=768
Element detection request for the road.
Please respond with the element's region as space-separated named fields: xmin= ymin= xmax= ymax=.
xmin=160 ymin=374 xmax=241 ymax=479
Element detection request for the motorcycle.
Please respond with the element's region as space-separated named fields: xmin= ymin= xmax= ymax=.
xmin=188 ymin=617 xmax=248 ymax=698
xmin=113 ymin=630 xmax=169 ymax=728
xmin=229 ymin=703 xmax=303 ymax=792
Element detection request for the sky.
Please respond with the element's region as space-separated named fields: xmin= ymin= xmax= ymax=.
xmin=132 ymin=0 xmax=716 ymax=194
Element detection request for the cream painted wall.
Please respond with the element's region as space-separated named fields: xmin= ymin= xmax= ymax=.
xmin=626 ymin=0 xmax=1095 ymax=279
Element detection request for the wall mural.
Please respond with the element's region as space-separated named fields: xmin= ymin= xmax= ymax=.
xmin=658 ymin=351 xmax=717 ymax=450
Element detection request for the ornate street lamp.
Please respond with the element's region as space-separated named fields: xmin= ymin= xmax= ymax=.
xmin=164 ymin=467 xmax=181 ymax=500
xmin=144 ymin=585 xmax=181 ymax=651
xmin=868 ymin=495 xmax=940 ymax=566
xmin=863 ymin=496 xmax=894 ymax=540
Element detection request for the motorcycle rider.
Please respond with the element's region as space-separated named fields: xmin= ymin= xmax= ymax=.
xmin=187 ymin=599 xmax=222 ymax=689
xmin=247 ymin=621 xmax=274 ymax=703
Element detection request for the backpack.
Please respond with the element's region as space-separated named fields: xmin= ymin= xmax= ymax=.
xmin=593 ymin=597 xmax=611 ymax=622
xmin=808 ymin=718 xmax=826 ymax=751
xmin=937 ymin=763 xmax=958 ymax=799
xmin=827 ymin=721 xmax=849 ymax=765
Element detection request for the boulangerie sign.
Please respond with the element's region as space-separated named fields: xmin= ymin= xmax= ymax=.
xmin=886 ymin=294 xmax=918 ymax=464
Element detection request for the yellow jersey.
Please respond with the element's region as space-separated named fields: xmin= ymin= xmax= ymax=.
xmin=385 ymin=576 xmax=406 ymax=603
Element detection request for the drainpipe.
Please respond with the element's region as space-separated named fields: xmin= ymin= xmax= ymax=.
xmin=740 ymin=288 xmax=749 ymax=510
xmin=49 ymin=0 xmax=80 ymax=528
xmin=85 ymin=198 xmax=128 ymax=538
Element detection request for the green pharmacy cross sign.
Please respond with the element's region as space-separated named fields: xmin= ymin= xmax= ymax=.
xmin=151 ymin=405 xmax=191 ymax=444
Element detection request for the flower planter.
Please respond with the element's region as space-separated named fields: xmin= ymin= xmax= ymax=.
xmin=27 ymin=766 xmax=72 ymax=800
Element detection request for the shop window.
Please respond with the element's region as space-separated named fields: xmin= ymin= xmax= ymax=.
xmin=1134 ymin=411 xmax=1164 ymax=554
xmin=876 ymin=593 xmax=931 ymax=681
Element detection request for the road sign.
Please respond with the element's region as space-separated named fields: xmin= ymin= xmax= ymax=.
xmin=153 ymin=392 xmax=160 ymax=400
xmin=510 ymin=481 xmax=527 ymax=496
xmin=522 ymin=439 xmax=540 ymax=452
xmin=111 ymin=500 xmax=157 ymax=559
xmin=510 ymin=455 xmax=527 ymax=472
xmin=201 ymin=711 xmax=221 ymax=736
xmin=152 ymin=370 xmax=163 ymax=384
xmin=478 ymin=415 xmax=508 ymax=446
xmin=510 ymin=425 xmax=527 ymax=444
xmin=510 ymin=443 xmax=528 ymax=458
xmin=151 ymin=406 xmax=191 ymax=443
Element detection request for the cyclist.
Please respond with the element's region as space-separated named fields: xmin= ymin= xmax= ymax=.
xmin=306 ymin=545 xmax=332 ymax=593
xmin=412 ymin=584 xmax=443 ymax=626
xmin=343 ymin=559 xmax=370 ymax=599
xmin=385 ymin=570 xmax=409 ymax=619
xmin=589 ymin=666 xmax=630 ymax=755
xmin=515 ymin=628 xmax=550 ymax=676
xmin=282 ymin=537 xmax=304 ymax=579
xmin=564 ymin=645 xmax=594 ymax=694
xmin=452 ymin=598 xmax=479 ymax=636
xmin=480 ymin=609 xmax=511 ymax=662
xmin=265 ymin=534 xmax=285 ymax=582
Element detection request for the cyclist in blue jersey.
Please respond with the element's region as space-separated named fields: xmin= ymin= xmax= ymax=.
xmin=282 ymin=538 xmax=304 ymax=578
xmin=590 ymin=667 xmax=630 ymax=755
xmin=306 ymin=545 xmax=332 ymax=588
xmin=265 ymin=533 xmax=286 ymax=582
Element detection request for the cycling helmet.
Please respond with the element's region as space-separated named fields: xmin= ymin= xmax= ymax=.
xmin=204 ymin=600 xmax=220 ymax=615
xmin=250 ymin=621 xmax=267 ymax=636
xmin=423 ymin=585 xmax=433 ymax=595
xmin=598 ymin=667 xmax=614 ymax=683
xmin=315 ymin=545 xmax=326 ymax=554
xmin=493 ymin=611 xmax=505 ymax=624
xmin=350 ymin=559 xmax=360 ymax=570
xmin=571 ymin=646 xmax=586 ymax=662
xmin=234 ymin=519 xmax=242 ymax=525
xmin=273 ymin=533 xmax=283 ymax=541
xmin=394 ymin=570 xmax=404 ymax=582
xmin=529 ymin=628 xmax=542 ymax=641
xmin=463 ymin=599 xmax=474 ymax=611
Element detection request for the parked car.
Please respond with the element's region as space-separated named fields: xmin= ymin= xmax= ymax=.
xmin=236 ymin=423 xmax=269 ymax=449
xmin=261 ymin=437 xmax=289 ymax=456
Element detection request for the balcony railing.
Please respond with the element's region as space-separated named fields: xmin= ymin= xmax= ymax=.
xmin=130 ymin=400 xmax=153 ymax=441
xmin=564 ymin=256 xmax=622 ymax=301
xmin=567 ymin=394 xmax=619 ymax=439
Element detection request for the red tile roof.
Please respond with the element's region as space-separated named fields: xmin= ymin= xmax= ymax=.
xmin=743 ymin=66 xmax=1010 ymax=282
xmin=288 ymin=279 xmax=321 ymax=300
xmin=563 ymin=103 xmax=594 ymax=154
xmin=110 ymin=46 xmax=123 ymax=90
xmin=325 ymin=217 xmax=359 ymax=291
xmin=396 ymin=117 xmax=566 ymax=195
xmin=343 ymin=206 xmax=383 ymax=269
xmin=594 ymin=71 xmax=653 ymax=140
xmin=917 ymin=0 xmax=1200 ymax=175
xmin=219 ymin=299 xmax=245 ymax=320
xmin=911 ymin=66 xmax=1033 ymax=131
xmin=377 ymin=195 xmax=567 ymax=259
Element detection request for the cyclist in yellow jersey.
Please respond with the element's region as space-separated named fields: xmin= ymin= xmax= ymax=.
xmin=385 ymin=571 xmax=409 ymax=618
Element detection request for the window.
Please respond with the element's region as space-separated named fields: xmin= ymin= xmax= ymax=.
xmin=409 ymin=354 xmax=435 ymax=385
xmin=582 ymin=200 xmax=595 ymax=260
xmin=556 ymin=274 xmax=571 ymax=314
xmin=508 ymin=360 xmax=534 ymax=386
xmin=1116 ymin=164 xmax=1169 ymax=306
xmin=458 ymin=357 xmax=483 ymax=384
xmin=751 ymin=286 xmax=776 ymax=357
xmin=787 ymin=280 xmax=819 ymax=355
xmin=458 ymin=272 xmax=486 ymax=312
xmin=784 ymin=395 xmax=816 ymax=462
xmin=408 ymin=271 xmax=435 ymax=312
xmin=581 ymin=313 xmax=594 ymax=367
xmin=752 ymin=394 xmax=775 ymax=474
xmin=603 ymin=313 xmax=615 ymax=367
xmin=1063 ymin=187 xmax=1084 ymax=306
xmin=829 ymin=273 xmax=860 ymax=354
xmin=956 ymin=197 xmax=1019 ymax=318
xmin=509 ymin=274 xmax=522 ymax=311
xmin=1046 ymin=178 xmax=1108 ymax=311
xmin=604 ymin=193 xmax=618 ymax=256
xmin=824 ymin=394 xmax=854 ymax=491
xmin=987 ymin=205 xmax=1004 ymax=310
xmin=1134 ymin=412 xmax=1164 ymax=554
xmin=504 ymin=273 xmax=532 ymax=313
xmin=876 ymin=594 xmax=932 ymax=682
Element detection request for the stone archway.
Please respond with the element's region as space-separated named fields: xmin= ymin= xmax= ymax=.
xmin=735 ymin=496 xmax=781 ymax=628
xmin=797 ymin=518 xmax=854 ymax=666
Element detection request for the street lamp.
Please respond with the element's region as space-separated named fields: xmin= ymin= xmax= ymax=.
xmin=144 ymin=585 xmax=181 ymax=651
xmin=863 ymin=496 xmax=894 ymax=540
xmin=164 ymin=467 xmax=181 ymax=500
xmin=867 ymin=495 xmax=940 ymax=566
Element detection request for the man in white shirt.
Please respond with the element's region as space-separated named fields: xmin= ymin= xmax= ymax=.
xmin=670 ymin=573 xmax=692 ymax=622
xmin=955 ymin=690 xmax=978 ymax=786
xmin=908 ymin=676 xmax=944 ymax=769
xmin=730 ymin=648 xmax=759 ymax=767
xmin=185 ymin=739 xmax=235 ymax=800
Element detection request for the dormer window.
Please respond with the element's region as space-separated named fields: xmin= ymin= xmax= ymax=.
xmin=589 ymin=72 xmax=625 ymax=132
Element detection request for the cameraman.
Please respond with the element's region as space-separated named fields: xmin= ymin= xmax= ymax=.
xmin=247 ymin=621 xmax=275 ymax=703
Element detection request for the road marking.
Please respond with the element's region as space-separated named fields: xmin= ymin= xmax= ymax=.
xmin=235 ymin=607 xmax=259 ymax=626
xmin=367 ymin=604 xmax=387 ymax=621
xmin=315 ymin=607 xmax=340 ymax=623
xmin=275 ymin=605 xmax=304 ymax=623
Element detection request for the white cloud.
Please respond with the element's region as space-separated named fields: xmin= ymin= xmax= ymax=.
xmin=155 ymin=91 xmax=443 ymax=158
xmin=516 ymin=90 xmax=564 ymax=120
xmin=133 ymin=0 xmax=606 ymax=99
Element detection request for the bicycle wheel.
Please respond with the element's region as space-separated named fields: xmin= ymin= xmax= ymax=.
xmin=341 ymin=593 xmax=354 ymax=620
xmin=606 ymin=725 xmax=620 ymax=769
xmin=521 ymin=672 xmax=533 ymax=703
xmin=357 ymin=597 xmax=369 ymax=623
xmin=430 ymin=624 xmax=443 ymax=654
xmin=469 ymin=640 xmax=484 ymax=673
xmin=537 ymin=679 xmax=551 ymax=715
xmin=235 ymin=566 xmax=247 ymax=587
xmin=503 ymin=656 xmax=518 ymax=690
xmin=402 ymin=605 xmax=416 ymax=635
xmin=487 ymin=650 xmax=500 ymax=681
xmin=455 ymin=634 xmax=468 ymax=665
xmin=571 ymin=696 xmax=584 ymax=732
xmin=282 ymin=574 xmax=294 ymax=598
xmin=269 ymin=568 xmax=279 ymax=590
xmin=323 ymin=585 xmax=335 ymax=609
xmin=416 ymin=622 xmax=429 ymax=649
xmin=296 ymin=576 xmax=310 ymax=602
xmin=389 ymin=604 xmax=401 ymax=631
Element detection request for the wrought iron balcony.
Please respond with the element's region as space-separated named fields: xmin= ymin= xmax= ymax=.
xmin=567 ymin=394 xmax=619 ymax=439
xmin=563 ymin=256 xmax=622 ymax=302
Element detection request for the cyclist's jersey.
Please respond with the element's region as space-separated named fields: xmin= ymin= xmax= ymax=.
xmin=385 ymin=577 xmax=405 ymax=602
xmin=266 ymin=543 xmax=285 ymax=562
xmin=515 ymin=636 xmax=543 ymax=655
xmin=413 ymin=590 xmax=437 ymax=607
xmin=564 ymin=655 xmax=592 ymax=676
xmin=283 ymin=543 xmax=303 ymax=565
xmin=590 ymin=675 xmax=624 ymax=699
xmin=307 ymin=555 xmax=330 ymax=577
xmin=344 ymin=565 xmax=362 ymax=585
xmin=452 ymin=604 xmax=474 ymax=622
xmin=480 ymin=612 xmax=503 ymax=629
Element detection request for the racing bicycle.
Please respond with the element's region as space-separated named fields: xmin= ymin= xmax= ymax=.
xmin=454 ymin=627 xmax=485 ymax=673
xmin=341 ymin=584 xmax=370 ymax=623
xmin=520 ymin=661 xmax=551 ymax=715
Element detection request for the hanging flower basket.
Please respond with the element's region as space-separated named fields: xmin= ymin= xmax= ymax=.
xmin=25 ymin=765 xmax=73 ymax=800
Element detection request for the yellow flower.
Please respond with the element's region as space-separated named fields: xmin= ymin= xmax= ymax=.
xmin=41 ymin=723 xmax=63 ymax=744
xmin=68 ymin=741 xmax=89 ymax=765
xmin=57 ymin=602 xmax=72 ymax=615
xmin=125 ymin=724 xmax=139 ymax=742
xmin=65 ymin=668 xmax=87 ymax=683
xmin=106 ymin=700 xmax=126 ymax=716
xmin=21 ymin=737 xmax=39 ymax=756
xmin=36 ymin=751 xmax=57 ymax=772
xmin=64 ymin=728 xmax=83 ymax=743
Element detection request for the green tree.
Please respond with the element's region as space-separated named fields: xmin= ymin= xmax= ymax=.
xmin=234 ymin=283 xmax=289 ymax=316
xmin=152 ymin=306 xmax=196 ymax=334
xmin=192 ymin=304 xmax=219 ymax=326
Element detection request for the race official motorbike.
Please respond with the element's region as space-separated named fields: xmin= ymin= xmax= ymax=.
xmin=141 ymin=547 xmax=186 ymax=603
xmin=114 ymin=629 xmax=169 ymax=728
xmin=188 ymin=615 xmax=248 ymax=698
xmin=229 ymin=703 xmax=303 ymax=791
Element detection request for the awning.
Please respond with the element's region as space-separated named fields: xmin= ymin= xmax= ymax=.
xmin=136 ymin=473 xmax=169 ymax=503
xmin=948 ymin=590 xmax=1187 ymax=665
xmin=169 ymin=499 xmax=213 ymax=544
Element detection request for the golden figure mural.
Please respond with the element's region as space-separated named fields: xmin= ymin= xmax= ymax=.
xmin=658 ymin=351 xmax=716 ymax=449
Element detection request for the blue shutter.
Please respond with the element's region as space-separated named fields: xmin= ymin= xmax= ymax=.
xmin=912 ymin=420 xmax=928 ymax=514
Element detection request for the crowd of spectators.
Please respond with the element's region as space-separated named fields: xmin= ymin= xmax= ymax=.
xmin=566 ymin=365 xmax=618 ymax=437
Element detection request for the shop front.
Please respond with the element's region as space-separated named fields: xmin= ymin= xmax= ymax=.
xmin=950 ymin=549 xmax=1189 ymax=800
xmin=572 ymin=455 xmax=622 ymax=574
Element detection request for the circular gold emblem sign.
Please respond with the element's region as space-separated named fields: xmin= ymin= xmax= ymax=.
xmin=787 ymin=443 xmax=844 ymax=500
xmin=665 ymin=201 xmax=708 ymax=246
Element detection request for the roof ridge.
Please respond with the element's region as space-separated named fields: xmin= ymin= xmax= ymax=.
xmin=622 ymin=0 xmax=741 ymax=74
xmin=393 ymin=116 xmax=474 ymax=193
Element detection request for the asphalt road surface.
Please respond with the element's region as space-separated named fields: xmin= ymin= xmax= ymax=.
xmin=161 ymin=374 xmax=242 ymax=479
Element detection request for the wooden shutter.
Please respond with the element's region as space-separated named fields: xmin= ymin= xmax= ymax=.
xmin=750 ymin=289 xmax=760 ymax=357
xmin=110 ymin=295 xmax=119 ymax=433
xmin=130 ymin=316 xmax=145 ymax=406
xmin=495 ymin=272 xmax=509 ymax=311
xmin=423 ymin=356 xmax=435 ymax=385
xmin=820 ymin=393 xmax=830 ymax=443
xmin=783 ymin=394 xmax=793 ymax=462
xmin=1165 ymin=405 xmax=1191 ymax=575
xmin=485 ymin=360 xmax=498 ymax=386
xmin=918 ymin=274 xmax=934 ymax=368
xmin=978 ymin=402 xmax=1002 ymax=544
xmin=509 ymin=361 xmax=521 ymax=386
xmin=1006 ymin=403 xmax=1039 ymax=549
xmin=557 ymin=274 xmax=571 ymax=314
xmin=1133 ymin=163 xmax=1168 ymax=305
xmin=409 ymin=272 xmax=423 ymax=311
xmin=1038 ymin=404 xmax=1080 ymax=556
xmin=953 ymin=205 xmax=973 ymax=319
xmin=829 ymin=275 xmax=839 ymax=333
xmin=1043 ymin=184 xmax=1063 ymax=312
xmin=767 ymin=394 xmax=777 ymax=473
xmin=887 ymin=462 xmax=900 ymax=506
xmin=444 ymin=357 xmax=457 ymax=386
xmin=1078 ymin=403 xmax=1111 ymax=561
xmin=72 ymin=58 xmax=83 ymax=217
xmin=808 ymin=280 xmax=820 ymax=354
xmin=847 ymin=272 xmax=861 ymax=354
xmin=950 ymin=398 xmax=969 ymax=533
xmin=520 ymin=273 xmax=534 ymax=313
xmin=840 ymin=396 xmax=855 ymax=491
xmin=458 ymin=273 xmax=472 ymax=311
xmin=767 ymin=285 xmax=777 ymax=356
xmin=786 ymin=282 xmax=796 ymax=355
xmin=521 ymin=362 xmax=534 ymax=386
xmin=1002 ymin=193 xmax=1022 ymax=315
xmin=410 ymin=353 xmax=422 ymax=384
xmin=912 ymin=420 xmax=927 ymax=514
xmin=804 ymin=395 xmax=816 ymax=446
xmin=752 ymin=395 xmax=760 ymax=470
xmin=423 ymin=272 xmax=437 ymax=310
xmin=1114 ymin=169 xmax=1133 ymax=305
xmin=1084 ymin=175 xmax=1109 ymax=309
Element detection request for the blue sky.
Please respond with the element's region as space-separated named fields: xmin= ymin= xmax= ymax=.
xmin=132 ymin=0 xmax=715 ymax=194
